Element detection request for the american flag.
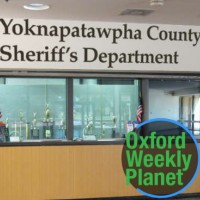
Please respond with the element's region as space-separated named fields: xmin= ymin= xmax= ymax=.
xmin=136 ymin=98 xmax=143 ymax=123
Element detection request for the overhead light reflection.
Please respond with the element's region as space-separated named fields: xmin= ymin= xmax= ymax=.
xmin=23 ymin=3 xmax=50 ymax=11
xmin=150 ymin=0 xmax=164 ymax=6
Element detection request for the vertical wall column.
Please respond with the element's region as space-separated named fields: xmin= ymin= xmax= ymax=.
xmin=142 ymin=79 xmax=149 ymax=121
xmin=67 ymin=78 xmax=74 ymax=140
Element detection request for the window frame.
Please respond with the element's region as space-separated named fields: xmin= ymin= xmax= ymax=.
xmin=0 ymin=70 xmax=200 ymax=141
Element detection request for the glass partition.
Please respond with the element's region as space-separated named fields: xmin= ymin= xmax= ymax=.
xmin=0 ymin=78 xmax=67 ymax=141
xmin=0 ymin=76 xmax=199 ymax=142
xmin=73 ymin=78 xmax=139 ymax=140
xmin=0 ymin=77 xmax=141 ymax=142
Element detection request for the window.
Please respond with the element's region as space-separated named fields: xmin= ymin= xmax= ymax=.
xmin=0 ymin=77 xmax=140 ymax=142
xmin=180 ymin=95 xmax=200 ymax=136
xmin=1 ymin=76 xmax=199 ymax=141
xmin=0 ymin=78 xmax=67 ymax=141
xmin=149 ymin=79 xmax=200 ymax=137
xmin=73 ymin=78 xmax=139 ymax=140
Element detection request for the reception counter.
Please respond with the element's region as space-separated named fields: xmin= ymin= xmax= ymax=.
xmin=0 ymin=140 xmax=199 ymax=200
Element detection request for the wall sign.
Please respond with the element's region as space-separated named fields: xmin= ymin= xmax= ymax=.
xmin=0 ymin=18 xmax=199 ymax=72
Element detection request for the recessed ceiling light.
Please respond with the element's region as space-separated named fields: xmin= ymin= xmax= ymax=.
xmin=23 ymin=3 xmax=50 ymax=11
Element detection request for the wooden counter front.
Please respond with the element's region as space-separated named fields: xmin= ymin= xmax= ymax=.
xmin=0 ymin=142 xmax=199 ymax=200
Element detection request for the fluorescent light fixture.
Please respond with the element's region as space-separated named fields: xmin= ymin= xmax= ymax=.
xmin=23 ymin=3 xmax=50 ymax=11
xmin=150 ymin=0 xmax=164 ymax=6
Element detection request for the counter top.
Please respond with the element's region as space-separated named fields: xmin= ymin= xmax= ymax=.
xmin=0 ymin=137 xmax=199 ymax=147
xmin=0 ymin=138 xmax=126 ymax=147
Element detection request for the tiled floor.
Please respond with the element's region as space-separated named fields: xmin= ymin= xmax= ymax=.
xmin=86 ymin=195 xmax=200 ymax=200
xmin=128 ymin=196 xmax=200 ymax=200
xmin=187 ymin=199 xmax=200 ymax=200
xmin=156 ymin=197 xmax=200 ymax=200
xmin=170 ymin=199 xmax=200 ymax=200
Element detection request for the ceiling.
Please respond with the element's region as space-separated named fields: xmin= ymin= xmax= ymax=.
xmin=0 ymin=0 xmax=199 ymax=26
